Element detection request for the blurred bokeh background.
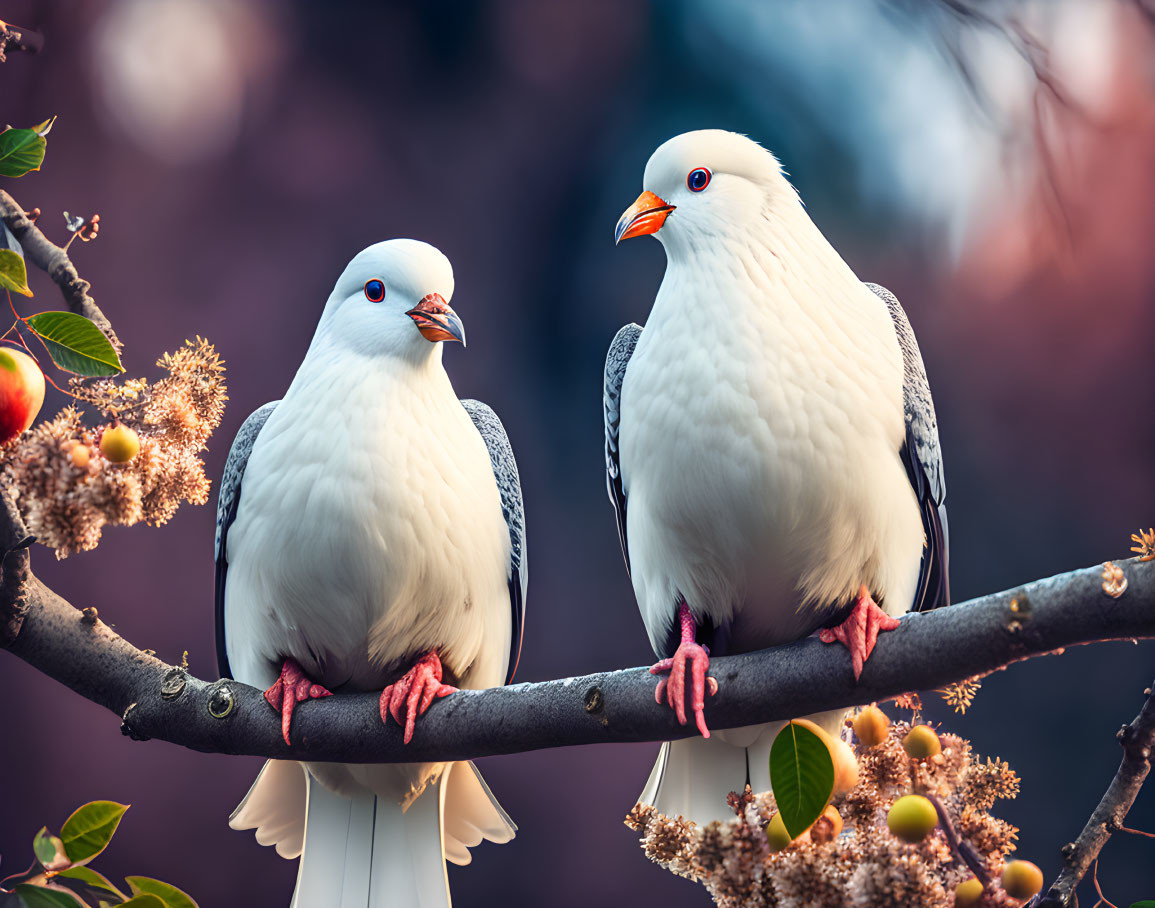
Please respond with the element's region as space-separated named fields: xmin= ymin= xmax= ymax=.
xmin=1 ymin=0 xmax=1153 ymax=904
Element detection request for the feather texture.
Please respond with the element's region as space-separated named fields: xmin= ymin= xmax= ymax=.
xmin=215 ymin=240 xmax=521 ymax=905
xmin=607 ymin=131 xmax=949 ymax=824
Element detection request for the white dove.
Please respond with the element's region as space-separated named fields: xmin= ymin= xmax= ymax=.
xmin=214 ymin=239 xmax=527 ymax=907
xmin=604 ymin=130 xmax=948 ymax=825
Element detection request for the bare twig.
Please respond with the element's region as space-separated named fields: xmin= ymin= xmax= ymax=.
xmin=1090 ymin=858 xmax=1119 ymax=908
xmin=1035 ymin=680 xmax=1155 ymax=907
xmin=0 ymin=190 xmax=119 ymax=346
xmin=926 ymin=791 xmax=992 ymax=887
xmin=0 ymin=20 xmax=43 ymax=61
xmin=914 ymin=0 xmax=1098 ymax=244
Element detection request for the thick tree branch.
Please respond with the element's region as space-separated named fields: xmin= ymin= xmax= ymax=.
xmin=0 ymin=189 xmax=119 ymax=345
xmin=1035 ymin=680 xmax=1155 ymax=907
xmin=2 ymin=509 xmax=1153 ymax=763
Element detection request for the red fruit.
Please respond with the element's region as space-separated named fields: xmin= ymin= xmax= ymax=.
xmin=0 ymin=348 xmax=45 ymax=443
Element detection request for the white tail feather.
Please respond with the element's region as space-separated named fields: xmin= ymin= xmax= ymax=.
xmin=230 ymin=760 xmax=307 ymax=859
xmin=639 ymin=711 xmax=846 ymax=826
xmin=231 ymin=761 xmax=515 ymax=907
xmin=442 ymin=762 xmax=516 ymax=865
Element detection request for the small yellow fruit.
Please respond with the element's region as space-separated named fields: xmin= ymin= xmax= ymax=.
xmin=903 ymin=724 xmax=942 ymax=759
xmin=69 ymin=443 xmax=90 ymax=469
xmin=853 ymin=705 xmax=890 ymax=747
xmin=100 ymin=424 xmax=140 ymax=463
xmin=1002 ymin=860 xmax=1044 ymax=899
xmin=765 ymin=812 xmax=794 ymax=852
xmin=809 ymin=804 xmax=843 ymax=844
xmin=886 ymin=794 xmax=939 ymax=843
xmin=791 ymin=718 xmax=860 ymax=794
xmin=954 ymin=877 xmax=984 ymax=906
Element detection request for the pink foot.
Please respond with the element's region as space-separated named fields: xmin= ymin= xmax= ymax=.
xmin=650 ymin=602 xmax=717 ymax=738
xmin=264 ymin=658 xmax=333 ymax=746
xmin=380 ymin=651 xmax=457 ymax=744
xmin=819 ymin=584 xmax=901 ymax=681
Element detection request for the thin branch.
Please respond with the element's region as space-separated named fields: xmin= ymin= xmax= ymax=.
xmin=0 ymin=20 xmax=43 ymax=62
xmin=0 ymin=190 xmax=119 ymax=346
xmin=926 ymin=791 xmax=992 ymax=887
xmin=1035 ymin=679 xmax=1155 ymax=907
xmin=1 ymin=471 xmax=1152 ymax=763
xmin=1089 ymin=859 xmax=1119 ymax=908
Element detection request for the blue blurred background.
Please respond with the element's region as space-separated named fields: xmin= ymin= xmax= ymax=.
xmin=1 ymin=0 xmax=1153 ymax=904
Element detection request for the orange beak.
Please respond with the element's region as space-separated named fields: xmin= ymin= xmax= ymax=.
xmin=615 ymin=190 xmax=675 ymax=244
xmin=406 ymin=293 xmax=466 ymax=346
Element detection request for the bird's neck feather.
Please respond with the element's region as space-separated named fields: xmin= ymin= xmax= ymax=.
xmin=655 ymin=198 xmax=870 ymax=330
xmin=286 ymin=330 xmax=454 ymax=408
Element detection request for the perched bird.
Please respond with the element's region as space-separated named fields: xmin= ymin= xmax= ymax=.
xmin=214 ymin=239 xmax=527 ymax=907
xmin=605 ymin=130 xmax=948 ymax=825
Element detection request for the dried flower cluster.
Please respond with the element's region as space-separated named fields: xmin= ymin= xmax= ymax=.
xmin=1 ymin=338 xmax=227 ymax=556
xmin=626 ymin=715 xmax=1022 ymax=908
xmin=1101 ymin=561 xmax=1128 ymax=599
xmin=1130 ymin=527 xmax=1155 ymax=562
xmin=939 ymin=677 xmax=983 ymax=714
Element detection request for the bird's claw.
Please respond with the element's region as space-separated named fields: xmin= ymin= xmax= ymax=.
xmin=264 ymin=657 xmax=332 ymax=746
xmin=650 ymin=641 xmax=716 ymax=738
xmin=819 ymin=584 xmax=901 ymax=680
xmin=380 ymin=651 xmax=457 ymax=744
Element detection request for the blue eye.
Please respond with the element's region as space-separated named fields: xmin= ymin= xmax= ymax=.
xmin=364 ymin=279 xmax=386 ymax=303
xmin=687 ymin=168 xmax=711 ymax=192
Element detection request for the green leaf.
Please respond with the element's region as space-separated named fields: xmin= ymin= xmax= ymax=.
xmin=59 ymin=801 xmax=129 ymax=865
xmin=13 ymin=884 xmax=83 ymax=908
xmin=119 ymin=897 xmax=165 ymax=908
xmin=0 ymin=127 xmax=48 ymax=178
xmin=0 ymin=248 xmax=32 ymax=296
xmin=32 ymin=827 xmax=69 ymax=870
xmin=1129 ymin=902 xmax=1155 ymax=907
xmin=769 ymin=721 xmax=835 ymax=838
xmin=25 ymin=312 xmax=123 ymax=377
xmin=126 ymin=877 xmax=198 ymax=908
xmin=57 ymin=867 xmax=126 ymax=900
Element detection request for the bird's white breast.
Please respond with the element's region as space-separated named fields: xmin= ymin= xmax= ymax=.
xmin=224 ymin=346 xmax=511 ymax=693
xmin=620 ymin=237 xmax=923 ymax=656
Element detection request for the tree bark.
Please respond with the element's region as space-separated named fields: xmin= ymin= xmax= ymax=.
xmin=3 ymin=540 xmax=1152 ymax=764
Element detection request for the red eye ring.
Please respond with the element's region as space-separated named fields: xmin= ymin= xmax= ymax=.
xmin=364 ymin=279 xmax=386 ymax=303
xmin=687 ymin=168 xmax=711 ymax=192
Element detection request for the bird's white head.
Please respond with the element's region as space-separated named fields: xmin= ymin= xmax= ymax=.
xmin=317 ymin=238 xmax=464 ymax=362
xmin=615 ymin=130 xmax=800 ymax=255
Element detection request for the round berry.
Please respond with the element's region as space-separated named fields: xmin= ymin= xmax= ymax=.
xmin=954 ymin=877 xmax=984 ymax=906
xmin=854 ymin=705 xmax=890 ymax=747
xmin=1002 ymin=860 xmax=1044 ymax=899
xmin=765 ymin=812 xmax=794 ymax=852
xmin=903 ymin=724 xmax=942 ymax=759
xmin=886 ymin=794 xmax=939 ymax=843
xmin=70 ymin=443 xmax=90 ymax=469
xmin=809 ymin=804 xmax=843 ymax=844
xmin=100 ymin=424 xmax=140 ymax=463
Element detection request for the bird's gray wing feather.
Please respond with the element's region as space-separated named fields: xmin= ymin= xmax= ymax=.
xmin=604 ymin=323 xmax=642 ymax=575
xmin=460 ymin=399 xmax=526 ymax=685
xmin=867 ymin=283 xmax=949 ymax=612
xmin=214 ymin=401 xmax=280 ymax=679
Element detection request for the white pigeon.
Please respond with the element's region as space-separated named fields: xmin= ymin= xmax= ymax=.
xmin=604 ymin=130 xmax=948 ymax=825
xmin=213 ymin=239 xmax=527 ymax=907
